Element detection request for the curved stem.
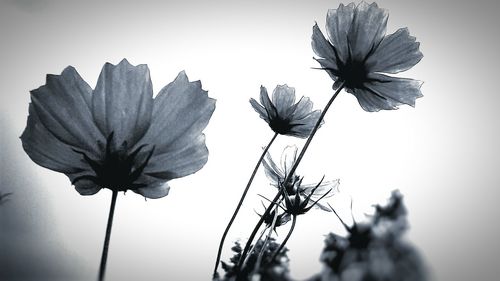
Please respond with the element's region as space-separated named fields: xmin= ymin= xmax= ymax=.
xmin=213 ymin=132 xmax=279 ymax=278
xmin=250 ymin=204 xmax=279 ymax=274
xmin=236 ymin=192 xmax=281 ymax=273
xmin=269 ymin=215 xmax=296 ymax=262
xmin=243 ymin=226 xmax=268 ymax=270
xmin=284 ymin=83 xmax=345 ymax=182
xmin=98 ymin=190 xmax=118 ymax=281
xmin=236 ymin=84 xmax=345 ymax=274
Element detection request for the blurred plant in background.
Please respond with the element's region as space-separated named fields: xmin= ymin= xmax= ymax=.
xmin=313 ymin=191 xmax=427 ymax=281
xmin=219 ymin=239 xmax=291 ymax=281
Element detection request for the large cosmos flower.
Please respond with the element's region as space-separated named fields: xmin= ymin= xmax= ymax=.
xmin=250 ymin=85 xmax=321 ymax=138
xmin=312 ymin=1 xmax=423 ymax=112
xmin=21 ymin=59 xmax=216 ymax=199
xmin=262 ymin=145 xmax=339 ymax=211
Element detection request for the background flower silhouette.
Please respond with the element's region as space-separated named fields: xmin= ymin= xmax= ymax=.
xmin=219 ymin=239 xmax=291 ymax=281
xmin=21 ymin=59 xmax=216 ymax=198
xmin=317 ymin=191 xmax=427 ymax=281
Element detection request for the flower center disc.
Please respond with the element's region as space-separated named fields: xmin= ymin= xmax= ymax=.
xmin=341 ymin=60 xmax=368 ymax=90
xmin=73 ymin=133 xmax=154 ymax=192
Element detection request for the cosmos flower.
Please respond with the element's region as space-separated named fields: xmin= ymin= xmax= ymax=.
xmin=312 ymin=1 xmax=423 ymax=112
xmin=21 ymin=59 xmax=216 ymax=199
xmin=262 ymin=145 xmax=339 ymax=212
xmin=318 ymin=191 xmax=427 ymax=281
xmin=250 ymin=85 xmax=322 ymax=138
xmin=281 ymin=182 xmax=332 ymax=216
xmin=256 ymin=202 xmax=292 ymax=232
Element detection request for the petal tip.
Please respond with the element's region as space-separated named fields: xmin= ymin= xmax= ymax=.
xmin=105 ymin=58 xmax=149 ymax=72
xmin=176 ymin=70 xmax=189 ymax=82
xmin=60 ymin=65 xmax=77 ymax=76
xmin=117 ymin=58 xmax=133 ymax=67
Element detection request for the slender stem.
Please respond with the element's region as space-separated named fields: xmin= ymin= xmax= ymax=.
xmin=213 ymin=133 xmax=279 ymax=278
xmin=269 ymin=215 xmax=296 ymax=262
xmin=236 ymin=194 xmax=281 ymax=272
xmin=285 ymin=83 xmax=345 ymax=181
xmin=236 ymin=83 xmax=345 ymax=273
xmin=243 ymin=226 xmax=268 ymax=269
xmin=250 ymin=204 xmax=279 ymax=274
xmin=98 ymin=190 xmax=118 ymax=281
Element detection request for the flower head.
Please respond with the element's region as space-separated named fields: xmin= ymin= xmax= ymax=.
xmin=312 ymin=1 xmax=423 ymax=112
xmin=21 ymin=59 xmax=216 ymax=199
xmin=262 ymin=145 xmax=339 ymax=212
xmin=321 ymin=191 xmax=427 ymax=281
xmin=280 ymin=177 xmax=333 ymax=216
xmin=256 ymin=201 xmax=292 ymax=232
xmin=250 ymin=85 xmax=322 ymax=138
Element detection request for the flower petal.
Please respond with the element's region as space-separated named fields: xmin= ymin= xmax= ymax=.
xmin=21 ymin=104 xmax=90 ymax=174
xmin=366 ymin=28 xmax=423 ymax=74
xmin=281 ymin=145 xmax=298 ymax=176
xmin=144 ymin=134 xmax=209 ymax=180
xmin=314 ymin=58 xmax=340 ymax=82
xmin=312 ymin=23 xmax=338 ymax=66
xmin=301 ymin=179 xmax=340 ymax=200
xmin=138 ymin=71 xmax=215 ymax=155
xmin=291 ymin=97 xmax=314 ymax=120
xmin=69 ymin=175 xmax=101 ymax=195
xmin=92 ymin=59 xmax=153 ymax=149
xmin=288 ymin=110 xmax=322 ymax=138
xmin=135 ymin=181 xmax=170 ymax=199
xmin=263 ymin=151 xmax=284 ymax=185
xmin=259 ymin=86 xmax=277 ymax=120
xmin=347 ymin=2 xmax=388 ymax=61
xmin=249 ymin=98 xmax=269 ymax=122
xmin=353 ymin=73 xmax=423 ymax=112
xmin=301 ymin=179 xmax=339 ymax=212
xmin=353 ymin=88 xmax=395 ymax=112
xmin=325 ymin=2 xmax=356 ymax=64
xmin=29 ymin=66 xmax=104 ymax=157
xmin=272 ymin=85 xmax=296 ymax=117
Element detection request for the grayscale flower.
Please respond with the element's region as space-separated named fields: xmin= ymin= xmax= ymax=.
xmin=256 ymin=202 xmax=292 ymax=232
xmin=21 ymin=59 xmax=215 ymax=199
xmin=250 ymin=85 xmax=321 ymax=138
xmin=312 ymin=1 xmax=423 ymax=112
xmin=262 ymin=145 xmax=339 ymax=211
xmin=318 ymin=191 xmax=428 ymax=281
